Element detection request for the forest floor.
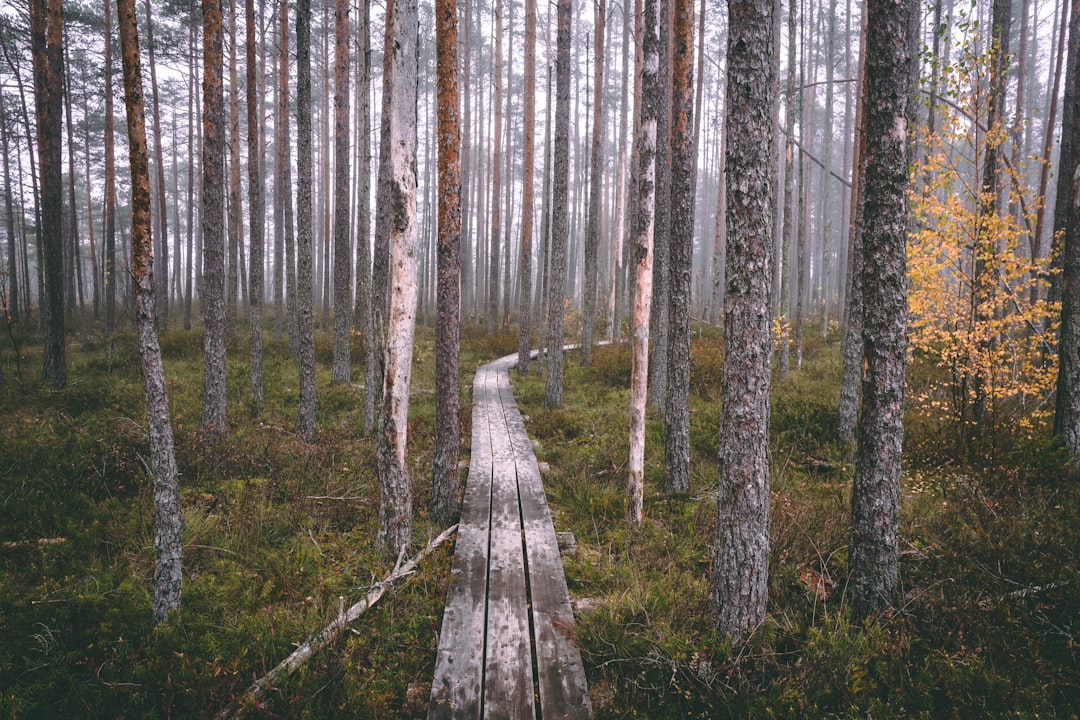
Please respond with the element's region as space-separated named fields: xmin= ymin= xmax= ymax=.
xmin=0 ymin=320 xmax=1077 ymax=718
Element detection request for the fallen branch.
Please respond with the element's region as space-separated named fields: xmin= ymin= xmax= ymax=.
xmin=214 ymin=524 xmax=458 ymax=720
xmin=0 ymin=537 xmax=67 ymax=550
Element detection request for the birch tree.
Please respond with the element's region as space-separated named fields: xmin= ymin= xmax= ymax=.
xmin=627 ymin=0 xmax=661 ymax=528
xmin=377 ymin=0 xmax=421 ymax=560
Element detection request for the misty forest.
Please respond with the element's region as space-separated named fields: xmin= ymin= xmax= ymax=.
xmin=0 ymin=0 xmax=1078 ymax=715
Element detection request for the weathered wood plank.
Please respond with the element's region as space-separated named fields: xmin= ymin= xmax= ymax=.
xmin=428 ymin=371 xmax=497 ymax=720
xmin=496 ymin=366 xmax=593 ymax=720
xmin=483 ymin=418 xmax=535 ymax=719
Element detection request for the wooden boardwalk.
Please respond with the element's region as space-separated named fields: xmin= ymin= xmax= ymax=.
xmin=428 ymin=352 xmax=592 ymax=720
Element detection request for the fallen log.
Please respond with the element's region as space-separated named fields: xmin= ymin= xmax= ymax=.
xmin=214 ymin=524 xmax=458 ymax=719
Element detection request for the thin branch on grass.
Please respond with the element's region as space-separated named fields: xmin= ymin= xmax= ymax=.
xmin=213 ymin=524 xmax=458 ymax=720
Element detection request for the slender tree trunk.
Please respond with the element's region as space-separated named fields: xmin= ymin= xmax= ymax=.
xmin=227 ymin=0 xmax=242 ymax=335
xmin=296 ymin=0 xmax=317 ymax=441
xmin=647 ymin=0 xmax=673 ymax=413
xmin=849 ymin=0 xmax=917 ymax=620
xmin=820 ymin=4 xmax=835 ymax=336
xmin=581 ymin=0 xmax=605 ymax=365
xmin=518 ymin=0 xmax=538 ymax=372
xmin=104 ymin=0 xmax=118 ymax=338
xmin=627 ymin=0 xmax=660 ymax=528
xmin=970 ymin=0 xmax=1012 ymax=429
xmin=1050 ymin=0 xmax=1080 ymax=307
xmin=354 ymin=0 xmax=371 ymax=348
xmin=30 ymin=0 xmax=66 ymax=387
xmin=838 ymin=9 xmax=868 ymax=446
xmin=331 ymin=0 xmax=352 ymax=384
xmin=279 ymin=0 xmax=298 ymax=357
xmin=201 ymin=0 xmax=228 ymax=437
xmin=184 ymin=20 xmax=195 ymax=330
xmin=1 ymin=91 xmax=17 ymax=323
xmin=663 ymin=0 xmax=694 ymax=494
xmin=366 ymin=0 xmax=396 ymax=435
xmin=712 ymin=0 xmax=775 ymax=639
xmin=116 ymin=0 xmax=184 ymax=623
xmin=1032 ymin=0 xmax=1070 ymax=293
xmin=487 ymin=0 xmax=504 ymax=332
xmin=144 ymin=0 xmax=169 ymax=329
xmin=433 ymin=0 xmax=462 ymax=525
xmin=377 ymin=0 xmax=420 ymax=561
xmin=545 ymin=0 xmax=572 ymax=408
xmin=247 ymin=0 xmax=265 ymax=414
xmin=1054 ymin=0 xmax=1080 ymax=449
xmin=62 ymin=40 xmax=82 ymax=321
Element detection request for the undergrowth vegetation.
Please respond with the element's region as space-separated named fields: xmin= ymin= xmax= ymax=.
xmin=514 ymin=329 xmax=1079 ymax=719
xmin=0 ymin=320 xmax=1077 ymax=717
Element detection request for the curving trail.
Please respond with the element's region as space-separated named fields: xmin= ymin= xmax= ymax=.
xmin=428 ymin=351 xmax=592 ymax=719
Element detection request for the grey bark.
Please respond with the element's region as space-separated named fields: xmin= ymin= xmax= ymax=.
xmin=331 ymin=0 xmax=352 ymax=385
xmin=712 ymin=0 xmax=775 ymax=639
xmin=1054 ymin=0 xmax=1080 ymax=451
xmin=545 ymin=0 xmax=572 ymax=409
xmin=848 ymin=0 xmax=917 ymax=620
xmin=648 ymin=0 xmax=672 ymax=413
xmin=246 ymin=0 xmax=264 ymax=414
xmin=581 ymin=0 xmax=605 ymax=365
xmin=377 ymin=0 xmax=420 ymax=561
xmin=116 ymin=0 xmax=184 ymax=623
xmin=201 ymin=0 xmax=228 ymax=437
xmin=296 ymin=0 xmax=316 ymax=442
xmin=663 ymin=0 xmax=694 ymax=494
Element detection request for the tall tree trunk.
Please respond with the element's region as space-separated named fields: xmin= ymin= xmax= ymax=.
xmin=838 ymin=8 xmax=868 ymax=446
xmin=144 ymin=0 xmax=169 ymax=329
xmin=227 ymin=0 xmax=242 ymax=334
xmin=1054 ymin=0 xmax=1080 ymax=449
xmin=663 ymin=0 xmax=694 ymax=495
xmin=820 ymin=4 xmax=836 ymax=336
xmin=778 ymin=0 xmax=797 ymax=379
xmin=545 ymin=0 xmax=572 ymax=408
xmin=366 ymin=0 xmax=396 ymax=436
xmin=647 ymin=0 xmax=673 ymax=413
xmin=201 ymin=0 xmax=228 ymax=437
xmin=30 ymin=0 xmax=66 ymax=388
xmin=849 ymin=0 xmax=917 ymax=620
xmin=518 ymin=0 xmax=538 ymax=372
xmin=278 ymin=0 xmax=298 ymax=357
xmin=487 ymin=0 xmax=504 ymax=332
xmin=296 ymin=0 xmax=317 ymax=441
xmin=971 ymin=0 xmax=1011 ymax=429
xmin=1032 ymin=0 xmax=1070 ymax=293
xmin=104 ymin=0 xmax=118 ymax=338
xmin=1050 ymin=0 xmax=1080 ymax=307
xmin=581 ymin=0 xmax=605 ymax=365
xmin=627 ymin=0 xmax=661 ymax=527
xmin=247 ymin=0 xmax=265 ymax=414
xmin=116 ymin=0 xmax=183 ymax=623
xmin=354 ymin=0 xmax=371 ymax=350
xmin=1 ymin=91 xmax=17 ymax=323
xmin=712 ymin=0 xmax=775 ymax=639
xmin=331 ymin=0 xmax=352 ymax=384
xmin=433 ymin=0 xmax=462 ymax=525
xmin=62 ymin=40 xmax=83 ymax=322
xmin=377 ymin=0 xmax=420 ymax=561
xmin=184 ymin=19 xmax=196 ymax=330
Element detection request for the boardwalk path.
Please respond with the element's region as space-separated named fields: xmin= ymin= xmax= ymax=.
xmin=428 ymin=351 xmax=592 ymax=719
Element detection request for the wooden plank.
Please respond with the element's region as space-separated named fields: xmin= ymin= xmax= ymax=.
xmin=428 ymin=371 xmax=497 ymax=720
xmin=482 ymin=393 xmax=535 ymax=719
xmin=496 ymin=367 xmax=593 ymax=720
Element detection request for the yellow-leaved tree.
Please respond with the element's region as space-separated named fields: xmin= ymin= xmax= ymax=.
xmin=909 ymin=24 xmax=1058 ymax=440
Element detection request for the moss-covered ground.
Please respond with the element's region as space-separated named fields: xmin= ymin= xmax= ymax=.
xmin=0 ymin=320 xmax=1077 ymax=718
